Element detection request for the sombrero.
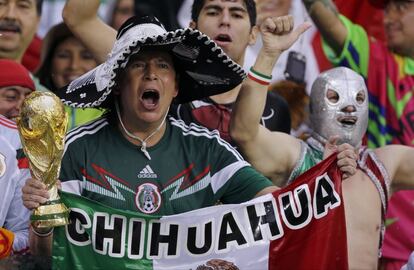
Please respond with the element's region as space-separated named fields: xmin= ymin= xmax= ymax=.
xmin=56 ymin=15 xmax=246 ymax=108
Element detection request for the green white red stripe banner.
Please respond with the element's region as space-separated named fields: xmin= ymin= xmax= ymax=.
xmin=52 ymin=154 xmax=348 ymax=269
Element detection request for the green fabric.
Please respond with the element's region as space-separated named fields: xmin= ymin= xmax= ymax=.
xmin=289 ymin=141 xmax=323 ymax=181
xmin=405 ymin=57 xmax=414 ymax=75
xmin=31 ymin=75 xmax=50 ymax=92
xmin=65 ymin=106 xmax=105 ymax=130
xmin=52 ymin=191 xmax=154 ymax=270
xmin=322 ymin=15 xmax=370 ymax=77
xmin=60 ymin=116 xmax=273 ymax=215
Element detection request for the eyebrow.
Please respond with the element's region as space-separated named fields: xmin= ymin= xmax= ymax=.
xmin=18 ymin=0 xmax=34 ymax=5
xmin=203 ymin=4 xmax=247 ymax=13
xmin=3 ymin=87 xmax=20 ymax=92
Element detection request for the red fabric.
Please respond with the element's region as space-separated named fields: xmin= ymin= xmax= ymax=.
xmin=22 ymin=35 xmax=42 ymax=73
xmin=0 ymin=59 xmax=35 ymax=91
xmin=0 ymin=116 xmax=17 ymax=129
xmin=17 ymin=157 xmax=30 ymax=169
xmin=192 ymin=104 xmax=232 ymax=142
xmin=381 ymin=257 xmax=408 ymax=270
xmin=268 ymin=154 xmax=348 ymax=270
xmin=313 ymin=0 xmax=385 ymax=72
xmin=382 ymin=191 xmax=414 ymax=262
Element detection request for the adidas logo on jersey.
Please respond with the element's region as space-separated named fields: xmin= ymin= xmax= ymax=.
xmin=137 ymin=165 xmax=157 ymax=178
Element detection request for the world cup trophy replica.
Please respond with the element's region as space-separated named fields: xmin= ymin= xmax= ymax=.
xmin=17 ymin=91 xmax=69 ymax=228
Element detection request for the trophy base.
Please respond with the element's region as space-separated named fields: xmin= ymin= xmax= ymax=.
xmin=31 ymin=200 xmax=70 ymax=228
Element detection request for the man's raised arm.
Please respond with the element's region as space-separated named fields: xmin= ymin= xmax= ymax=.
xmin=63 ymin=0 xmax=117 ymax=63
xmin=230 ymin=16 xmax=310 ymax=185
xmin=302 ymin=0 xmax=348 ymax=55
xmin=376 ymin=145 xmax=414 ymax=193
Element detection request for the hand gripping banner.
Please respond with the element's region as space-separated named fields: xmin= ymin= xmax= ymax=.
xmin=52 ymin=154 xmax=348 ymax=270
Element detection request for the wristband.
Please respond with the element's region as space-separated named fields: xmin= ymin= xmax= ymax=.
xmin=31 ymin=227 xmax=54 ymax=238
xmin=248 ymin=67 xmax=272 ymax=85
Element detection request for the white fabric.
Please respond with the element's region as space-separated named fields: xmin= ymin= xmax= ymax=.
xmin=37 ymin=0 xmax=113 ymax=38
xmin=244 ymin=0 xmax=318 ymax=94
xmin=401 ymin=251 xmax=414 ymax=270
xmin=0 ymin=129 xmax=30 ymax=252
xmin=0 ymin=115 xmax=21 ymax=150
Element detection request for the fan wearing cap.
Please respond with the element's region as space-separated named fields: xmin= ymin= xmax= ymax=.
xmin=0 ymin=59 xmax=35 ymax=121
xmin=301 ymin=0 xmax=414 ymax=269
xmin=21 ymin=15 xmax=282 ymax=256
xmin=0 ymin=60 xmax=33 ymax=257
xmin=231 ymin=14 xmax=414 ymax=270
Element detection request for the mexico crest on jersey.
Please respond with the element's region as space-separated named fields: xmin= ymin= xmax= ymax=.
xmin=135 ymin=183 xmax=162 ymax=214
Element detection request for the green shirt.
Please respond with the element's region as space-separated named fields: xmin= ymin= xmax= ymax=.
xmin=288 ymin=138 xmax=323 ymax=183
xmin=60 ymin=115 xmax=273 ymax=215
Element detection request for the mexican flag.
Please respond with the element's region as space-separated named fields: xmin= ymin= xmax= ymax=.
xmin=52 ymin=154 xmax=348 ymax=269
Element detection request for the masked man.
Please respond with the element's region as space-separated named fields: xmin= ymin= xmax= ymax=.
xmin=230 ymin=15 xmax=414 ymax=269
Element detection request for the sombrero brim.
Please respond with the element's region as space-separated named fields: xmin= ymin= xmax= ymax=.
xmin=56 ymin=25 xmax=245 ymax=108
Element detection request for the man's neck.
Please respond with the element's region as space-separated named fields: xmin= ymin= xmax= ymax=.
xmin=209 ymin=85 xmax=242 ymax=105
xmin=0 ymin=52 xmax=22 ymax=63
xmin=118 ymin=120 xmax=167 ymax=148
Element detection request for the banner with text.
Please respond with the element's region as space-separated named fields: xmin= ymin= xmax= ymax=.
xmin=52 ymin=154 xmax=348 ymax=269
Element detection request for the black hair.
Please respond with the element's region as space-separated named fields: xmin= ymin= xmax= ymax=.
xmin=191 ymin=0 xmax=256 ymax=27
xmin=35 ymin=23 xmax=74 ymax=92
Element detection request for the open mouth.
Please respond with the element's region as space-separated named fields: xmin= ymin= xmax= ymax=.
xmin=141 ymin=89 xmax=160 ymax=110
xmin=337 ymin=116 xmax=357 ymax=128
xmin=214 ymin=34 xmax=232 ymax=44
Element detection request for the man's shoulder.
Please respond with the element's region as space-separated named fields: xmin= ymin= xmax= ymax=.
xmin=65 ymin=116 xmax=110 ymax=149
xmin=168 ymin=116 xmax=221 ymax=140
xmin=0 ymin=135 xmax=15 ymax=157
xmin=168 ymin=117 xmax=236 ymax=146
xmin=0 ymin=117 xmax=21 ymax=150
xmin=0 ymin=135 xmax=18 ymax=181
xmin=168 ymin=117 xmax=243 ymax=159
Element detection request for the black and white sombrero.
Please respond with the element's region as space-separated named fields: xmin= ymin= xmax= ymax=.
xmin=55 ymin=16 xmax=246 ymax=108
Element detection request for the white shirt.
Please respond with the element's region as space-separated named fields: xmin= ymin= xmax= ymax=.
xmin=0 ymin=115 xmax=21 ymax=150
xmin=0 ymin=126 xmax=30 ymax=252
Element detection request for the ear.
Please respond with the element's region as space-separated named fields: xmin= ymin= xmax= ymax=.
xmin=248 ymin=25 xmax=259 ymax=46
xmin=189 ymin=20 xmax=197 ymax=29
xmin=173 ymin=74 xmax=180 ymax=98
xmin=113 ymin=84 xmax=121 ymax=96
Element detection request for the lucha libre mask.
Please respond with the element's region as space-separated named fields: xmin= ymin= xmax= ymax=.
xmin=309 ymin=67 xmax=368 ymax=147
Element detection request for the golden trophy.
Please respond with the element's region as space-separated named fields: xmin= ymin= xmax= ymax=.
xmin=17 ymin=91 xmax=69 ymax=228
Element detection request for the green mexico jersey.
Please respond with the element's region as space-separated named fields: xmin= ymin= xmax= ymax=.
xmin=60 ymin=115 xmax=272 ymax=216
xmin=287 ymin=138 xmax=323 ymax=184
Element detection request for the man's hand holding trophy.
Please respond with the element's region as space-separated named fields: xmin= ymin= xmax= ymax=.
xmin=17 ymin=91 xmax=70 ymax=236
